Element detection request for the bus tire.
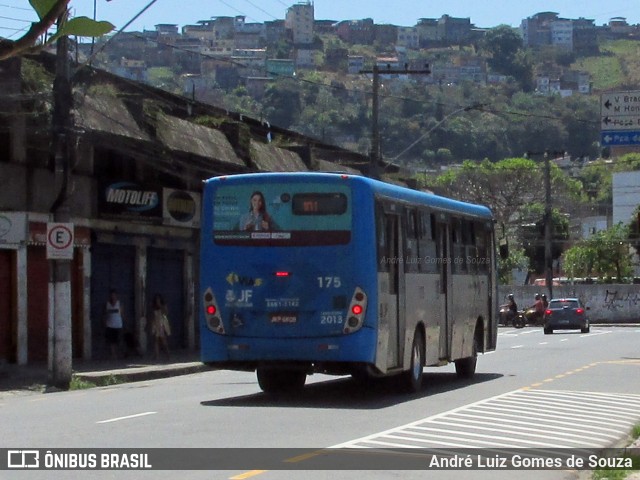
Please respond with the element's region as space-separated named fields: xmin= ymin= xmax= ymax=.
xmin=455 ymin=336 xmax=477 ymax=379
xmin=402 ymin=330 xmax=424 ymax=393
xmin=257 ymin=368 xmax=306 ymax=394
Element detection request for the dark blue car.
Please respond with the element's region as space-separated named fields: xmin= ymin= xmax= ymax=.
xmin=543 ymin=298 xmax=590 ymax=334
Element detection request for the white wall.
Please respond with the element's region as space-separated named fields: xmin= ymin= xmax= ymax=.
xmin=498 ymin=284 xmax=640 ymax=323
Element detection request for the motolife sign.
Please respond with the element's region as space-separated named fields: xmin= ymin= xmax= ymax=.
xmin=600 ymin=90 xmax=640 ymax=146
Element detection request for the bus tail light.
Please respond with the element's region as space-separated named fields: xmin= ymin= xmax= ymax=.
xmin=203 ymin=287 xmax=225 ymax=334
xmin=344 ymin=287 xmax=367 ymax=334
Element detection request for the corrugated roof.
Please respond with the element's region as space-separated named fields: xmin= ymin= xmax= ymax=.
xmin=250 ymin=140 xmax=308 ymax=172
xmin=313 ymin=158 xmax=361 ymax=174
xmin=74 ymin=93 xmax=150 ymax=141
xmin=156 ymin=114 xmax=245 ymax=168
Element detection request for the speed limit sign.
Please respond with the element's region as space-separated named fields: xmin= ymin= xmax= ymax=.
xmin=46 ymin=223 xmax=74 ymax=260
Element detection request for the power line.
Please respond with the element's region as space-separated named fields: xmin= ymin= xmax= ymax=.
xmin=0 ymin=3 xmax=32 ymax=11
xmin=78 ymin=0 xmax=160 ymax=72
xmin=241 ymin=0 xmax=279 ymax=20
xmin=0 ymin=14 xmax=32 ymax=23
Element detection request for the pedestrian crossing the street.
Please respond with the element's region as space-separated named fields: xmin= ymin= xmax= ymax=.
xmin=332 ymin=389 xmax=640 ymax=449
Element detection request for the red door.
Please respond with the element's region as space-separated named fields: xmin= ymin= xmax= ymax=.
xmin=0 ymin=250 xmax=15 ymax=363
xmin=27 ymin=247 xmax=49 ymax=363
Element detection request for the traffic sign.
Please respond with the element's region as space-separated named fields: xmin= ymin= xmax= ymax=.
xmin=601 ymin=130 xmax=640 ymax=146
xmin=601 ymin=91 xmax=640 ymax=132
xmin=46 ymin=223 xmax=74 ymax=260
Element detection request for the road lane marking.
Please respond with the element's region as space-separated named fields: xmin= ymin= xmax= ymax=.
xmin=96 ymin=411 xmax=157 ymax=424
xmin=333 ymin=388 xmax=640 ymax=449
xmin=230 ymin=471 xmax=268 ymax=479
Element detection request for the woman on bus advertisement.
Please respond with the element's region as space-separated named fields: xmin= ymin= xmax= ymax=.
xmin=238 ymin=191 xmax=276 ymax=231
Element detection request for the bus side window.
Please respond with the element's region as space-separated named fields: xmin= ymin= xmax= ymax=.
xmin=376 ymin=205 xmax=389 ymax=273
xmin=418 ymin=211 xmax=437 ymax=273
xmin=452 ymin=218 xmax=466 ymax=273
xmin=475 ymin=222 xmax=490 ymax=273
xmin=405 ymin=209 xmax=419 ymax=273
xmin=464 ymin=220 xmax=477 ymax=274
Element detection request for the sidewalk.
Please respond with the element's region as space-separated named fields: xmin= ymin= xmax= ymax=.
xmin=0 ymin=349 xmax=209 ymax=393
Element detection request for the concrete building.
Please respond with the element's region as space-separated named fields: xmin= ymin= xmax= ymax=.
xmin=0 ymin=53 xmax=373 ymax=367
xmin=285 ymin=1 xmax=314 ymax=45
xmin=613 ymin=171 xmax=640 ymax=226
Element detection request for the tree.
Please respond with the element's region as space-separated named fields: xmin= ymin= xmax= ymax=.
xmin=428 ymin=157 xmax=582 ymax=238
xmin=562 ymin=224 xmax=634 ymax=282
xmin=0 ymin=0 xmax=114 ymax=61
xmin=498 ymin=245 xmax=530 ymax=284
xmin=262 ymin=79 xmax=303 ymax=128
xmin=481 ymin=25 xmax=534 ymax=90
xmin=578 ymin=153 xmax=640 ymax=203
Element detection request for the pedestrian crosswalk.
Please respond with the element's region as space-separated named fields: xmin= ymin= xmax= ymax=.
xmin=332 ymin=389 xmax=640 ymax=449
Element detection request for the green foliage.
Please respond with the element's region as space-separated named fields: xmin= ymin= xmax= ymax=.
xmin=481 ymin=25 xmax=533 ymax=90
xmin=146 ymin=67 xmax=179 ymax=91
xmin=578 ymin=153 xmax=640 ymax=203
xmin=562 ymin=224 xmax=634 ymax=282
xmin=21 ymin=58 xmax=53 ymax=92
xmin=429 ymin=157 xmax=582 ymax=232
xmin=69 ymin=376 xmax=96 ymax=390
xmin=30 ymin=0 xmax=114 ymax=42
xmin=575 ymin=40 xmax=640 ymax=90
xmin=498 ymin=245 xmax=530 ymax=284
xmin=86 ymin=83 xmax=119 ymax=97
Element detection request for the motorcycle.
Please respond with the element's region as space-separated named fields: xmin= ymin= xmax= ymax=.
xmin=522 ymin=307 xmax=544 ymax=326
xmin=499 ymin=304 xmax=526 ymax=328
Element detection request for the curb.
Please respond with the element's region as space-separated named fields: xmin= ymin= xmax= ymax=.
xmin=72 ymin=362 xmax=210 ymax=385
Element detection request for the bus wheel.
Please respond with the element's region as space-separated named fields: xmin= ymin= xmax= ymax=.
xmin=257 ymin=368 xmax=306 ymax=394
xmin=402 ymin=330 xmax=424 ymax=393
xmin=455 ymin=337 xmax=477 ymax=379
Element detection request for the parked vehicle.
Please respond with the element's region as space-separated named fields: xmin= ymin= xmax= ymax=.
xmin=543 ymin=298 xmax=590 ymax=334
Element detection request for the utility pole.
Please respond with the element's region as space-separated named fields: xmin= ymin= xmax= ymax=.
xmin=360 ymin=64 xmax=430 ymax=179
xmin=50 ymin=14 xmax=73 ymax=389
xmin=543 ymin=151 xmax=553 ymax=300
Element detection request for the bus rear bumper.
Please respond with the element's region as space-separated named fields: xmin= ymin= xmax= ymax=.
xmin=201 ymin=331 xmax=376 ymax=373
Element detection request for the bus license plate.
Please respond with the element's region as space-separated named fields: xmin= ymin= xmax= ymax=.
xmin=270 ymin=313 xmax=297 ymax=324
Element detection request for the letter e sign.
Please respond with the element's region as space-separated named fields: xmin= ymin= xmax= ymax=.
xmin=46 ymin=223 xmax=74 ymax=260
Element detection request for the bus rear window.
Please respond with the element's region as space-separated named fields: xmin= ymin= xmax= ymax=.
xmin=292 ymin=193 xmax=347 ymax=215
xmin=212 ymin=183 xmax=351 ymax=246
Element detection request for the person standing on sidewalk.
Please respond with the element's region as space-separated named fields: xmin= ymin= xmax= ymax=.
xmin=150 ymin=294 xmax=171 ymax=360
xmin=104 ymin=289 xmax=124 ymax=360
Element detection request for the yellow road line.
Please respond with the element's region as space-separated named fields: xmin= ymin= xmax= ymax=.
xmin=230 ymin=470 xmax=268 ymax=479
xmin=528 ymin=359 xmax=640 ymax=389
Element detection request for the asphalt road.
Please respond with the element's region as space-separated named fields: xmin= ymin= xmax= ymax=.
xmin=2 ymin=325 xmax=639 ymax=480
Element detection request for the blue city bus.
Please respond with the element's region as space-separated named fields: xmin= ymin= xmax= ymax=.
xmin=200 ymin=172 xmax=498 ymax=393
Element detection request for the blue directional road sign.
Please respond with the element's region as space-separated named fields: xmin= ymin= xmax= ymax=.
xmin=601 ymin=130 xmax=640 ymax=146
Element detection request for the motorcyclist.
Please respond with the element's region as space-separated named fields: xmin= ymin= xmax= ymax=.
xmin=500 ymin=294 xmax=518 ymax=326
xmin=508 ymin=294 xmax=518 ymax=317
xmin=531 ymin=293 xmax=545 ymax=325
xmin=541 ymin=294 xmax=549 ymax=309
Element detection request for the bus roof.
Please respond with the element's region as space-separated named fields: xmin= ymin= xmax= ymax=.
xmin=206 ymin=172 xmax=493 ymax=221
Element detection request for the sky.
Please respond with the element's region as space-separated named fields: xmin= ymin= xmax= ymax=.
xmin=0 ymin=0 xmax=639 ymax=39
